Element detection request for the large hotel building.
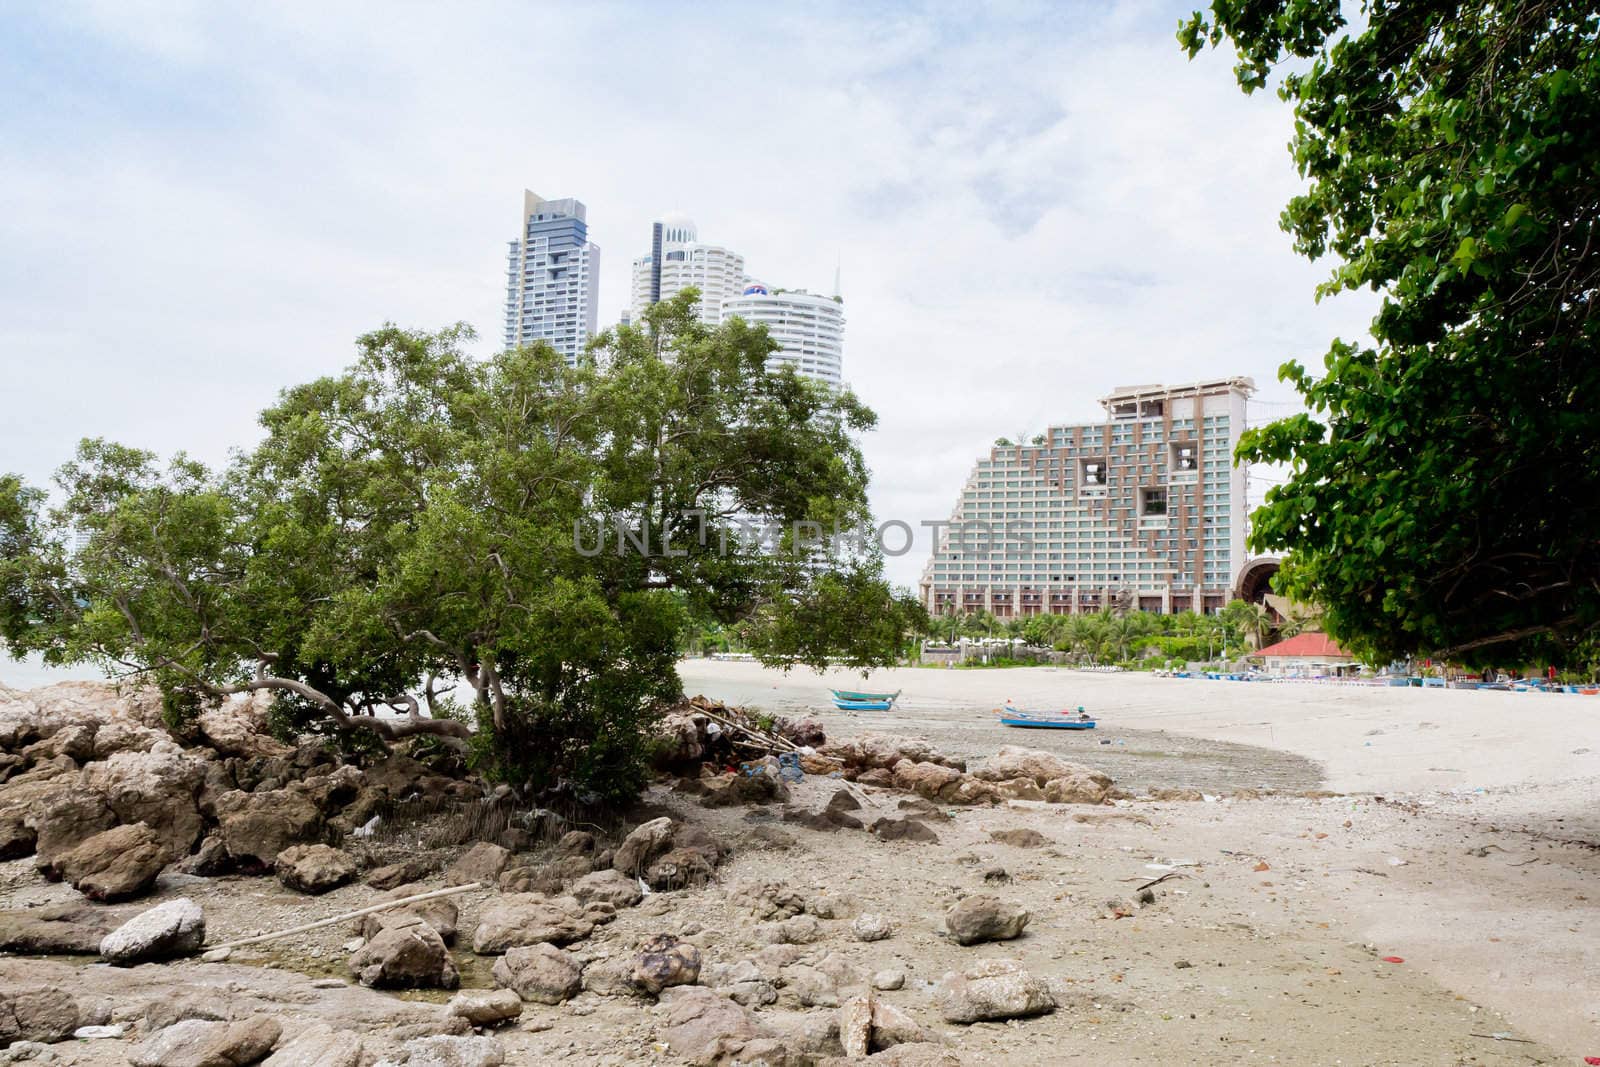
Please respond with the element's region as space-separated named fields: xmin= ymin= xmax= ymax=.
xmin=919 ymin=378 xmax=1254 ymax=618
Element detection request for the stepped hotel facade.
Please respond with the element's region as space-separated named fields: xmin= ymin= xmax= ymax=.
xmin=919 ymin=378 xmax=1254 ymax=618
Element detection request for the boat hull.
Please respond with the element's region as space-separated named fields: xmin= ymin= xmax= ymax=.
xmin=1000 ymin=718 xmax=1096 ymax=730
xmin=834 ymin=699 xmax=894 ymax=711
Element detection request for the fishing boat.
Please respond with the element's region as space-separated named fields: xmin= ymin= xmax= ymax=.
xmin=999 ymin=705 xmax=1096 ymax=730
xmin=830 ymin=688 xmax=900 ymax=711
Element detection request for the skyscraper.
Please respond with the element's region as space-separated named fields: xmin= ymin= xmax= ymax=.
xmin=504 ymin=191 xmax=600 ymax=363
xmin=629 ymin=214 xmax=748 ymax=328
xmin=720 ymin=284 xmax=845 ymax=388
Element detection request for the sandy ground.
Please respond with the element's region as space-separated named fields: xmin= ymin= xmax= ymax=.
xmin=677 ymin=659 xmax=1600 ymax=1059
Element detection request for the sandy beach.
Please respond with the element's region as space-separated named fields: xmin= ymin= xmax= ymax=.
xmin=679 ymin=659 xmax=1600 ymax=1058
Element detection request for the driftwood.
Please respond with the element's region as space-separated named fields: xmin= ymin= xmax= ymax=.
xmin=205 ymin=881 xmax=483 ymax=952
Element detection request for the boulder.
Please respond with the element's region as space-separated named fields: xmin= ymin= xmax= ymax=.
xmin=701 ymin=960 xmax=778 ymax=1008
xmin=612 ymin=817 xmax=676 ymax=876
xmin=196 ymin=696 xmax=292 ymax=760
xmin=851 ymin=914 xmax=892 ymax=942
xmin=933 ymin=959 xmax=1055 ymax=1023
xmin=823 ymin=734 xmax=964 ymax=773
xmin=0 ymin=903 xmax=113 ymax=954
xmin=446 ymin=842 xmax=510 ymax=886
xmin=579 ymin=956 xmax=649 ymax=999
xmin=946 ymin=778 xmax=1001 ymax=806
xmin=840 ymin=991 xmax=874 ymax=1058
xmin=644 ymin=847 xmax=715 ymax=890
xmin=348 ymin=914 xmax=459 ymax=989
xmin=260 ymin=1022 xmax=363 ymax=1067
xmin=944 ymin=895 xmax=1030 ymax=945
xmin=358 ymin=884 xmax=459 ymax=945
xmin=491 ymin=943 xmax=582 ymax=1004
xmin=447 ymin=989 xmax=523 ymax=1027
xmin=0 ymin=988 xmax=79 ymax=1047
xmin=99 ymin=897 xmax=206 ymax=965
xmin=728 ymin=881 xmax=807 ymax=921
xmin=856 ymin=768 xmax=895 ymax=788
xmin=992 ymin=778 xmax=1046 ymax=802
xmin=657 ymin=986 xmax=760 ymax=1065
xmin=976 ymin=747 xmax=1111 ymax=798
xmin=890 ymin=760 xmax=962 ymax=800
xmin=0 ymin=811 xmax=35 ymax=860
xmin=699 ymin=774 xmax=787 ymax=808
xmin=631 ymin=933 xmax=702 ymax=994
xmin=989 ymin=828 xmax=1049 ymax=848
xmin=128 ymin=1016 xmax=282 ymax=1067
xmin=868 ymin=816 xmax=940 ymax=844
xmin=51 ymin=822 xmax=166 ymax=901
xmin=365 ymin=856 xmax=435 ymax=890
xmin=19 ymin=723 xmax=97 ymax=765
xmin=275 ymin=844 xmax=357 ymax=895
xmin=1043 ymin=771 xmax=1114 ymax=805
xmin=81 ymin=743 xmax=207 ymax=856
xmin=570 ymin=868 xmax=643 ymax=909
xmin=758 ymin=913 xmax=824 ymax=946
xmin=470 ymin=893 xmax=594 ymax=954
xmin=30 ymin=789 xmax=116 ymax=869
xmin=496 ymin=854 xmax=592 ymax=895
xmin=215 ymin=789 xmax=322 ymax=870
xmin=398 ymin=1035 xmax=504 ymax=1067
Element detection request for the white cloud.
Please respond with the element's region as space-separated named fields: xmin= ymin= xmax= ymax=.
xmin=0 ymin=0 xmax=1375 ymax=587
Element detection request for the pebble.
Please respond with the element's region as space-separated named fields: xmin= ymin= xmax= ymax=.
xmin=311 ymin=978 xmax=347 ymax=989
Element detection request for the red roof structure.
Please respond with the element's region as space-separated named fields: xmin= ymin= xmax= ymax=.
xmin=1253 ymin=633 xmax=1351 ymax=659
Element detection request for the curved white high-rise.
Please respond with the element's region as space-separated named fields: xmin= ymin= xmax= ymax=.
xmin=629 ymin=215 xmax=748 ymax=327
xmin=720 ymin=285 xmax=844 ymax=388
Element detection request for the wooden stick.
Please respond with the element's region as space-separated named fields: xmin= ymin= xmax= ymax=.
xmin=206 ymin=882 xmax=483 ymax=952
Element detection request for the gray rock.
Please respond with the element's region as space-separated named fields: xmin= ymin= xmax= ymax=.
xmin=129 ymin=1016 xmax=282 ymax=1067
xmin=470 ymin=893 xmax=594 ymax=954
xmin=30 ymin=789 xmax=116 ymax=868
xmin=0 ymin=988 xmax=79 ymax=1047
xmin=578 ymin=956 xmax=647 ymax=999
xmin=611 ymin=817 xmax=675 ymax=875
xmin=569 ymin=868 xmax=643 ymax=909
xmin=398 ymin=1035 xmax=504 ymax=1067
xmin=872 ymin=967 xmax=906 ymax=991
xmin=630 ymin=934 xmax=701 ymax=994
xmin=274 ymin=844 xmax=357 ymax=895
xmin=447 ymin=989 xmax=522 ymax=1026
xmin=0 ymin=903 xmax=114 ymax=954
xmin=215 ymin=789 xmax=322 ymax=871
xmin=260 ymin=1023 xmax=363 ymax=1067
xmin=359 ymin=884 xmax=459 ymax=945
xmin=99 ymin=897 xmax=205 ymax=965
xmin=490 ymin=943 xmax=582 ymax=1005
xmin=656 ymin=987 xmax=758 ymax=1064
xmin=445 ymin=842 xmax=510 ymax=887
xmin=757 ymin=913 xmax=823 ymax=945
xmin=944 ymin=895 xmax=1029 ymax=945
xmin=348 ymin=915 xmax=459 ymax=989
xmin=851 ymin=913 xmax=892 ymax=942
xmin=989 ymin=828 xmax=1049 ymax=848
xmin=933 ymin=959 xmax=1055 ymax=1023
xmin=869 ymin=816 xmax=940 ymax=844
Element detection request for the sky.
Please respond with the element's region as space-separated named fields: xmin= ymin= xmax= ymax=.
xmin=0 ymin=0 xmax=1376 ymax=589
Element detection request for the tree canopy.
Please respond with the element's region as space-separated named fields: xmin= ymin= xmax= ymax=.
xmin=0 ymin=293 xmax=924 ymax=801
xmin=1183 ymin=0 xmax=1600 ymax=666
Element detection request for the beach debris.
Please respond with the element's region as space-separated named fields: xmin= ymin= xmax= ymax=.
xmin=1381 ymin=956 xmax=1405 ymax=964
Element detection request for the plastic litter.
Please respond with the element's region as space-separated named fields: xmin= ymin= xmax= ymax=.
xmin=1381 ymin=956 xmax=1404 ymax=963
xmin=74 ymin=1025 xmax=125 ymax=1039
xmin=351 ymin=814 xmax=380 ymax=838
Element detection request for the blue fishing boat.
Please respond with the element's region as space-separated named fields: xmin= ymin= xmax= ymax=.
xmin=830 ymin=688 xmax=900 ymax=711
xmin=999 ymin=705 xmax=1096 ymax=730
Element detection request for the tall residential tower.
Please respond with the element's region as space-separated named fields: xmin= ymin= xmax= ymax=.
xmin=629 ymin=214 xmax=748 ymax=328
xmin=504 ymin=191 xmax=600 ymax=363
xmin=721 ymin=284 xmax=845 ymax=388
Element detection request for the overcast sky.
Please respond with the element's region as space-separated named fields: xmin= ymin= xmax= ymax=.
xmin=0 ymin=0 xmax=1375 ymax=588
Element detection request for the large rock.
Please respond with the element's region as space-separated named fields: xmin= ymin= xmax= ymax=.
xmin=348 ymin=915 xmax=459 ymax=989
xmin=100 ymin=897 xmax=206 ymax=964
xmin=0 ymin=680 xmax=156 ymax=752
xmin=612 ymin=817 xmax=676 ymax=876
xmin=0 ymin=903 xmax=114 ymax=954
xmin=0 ymin=987 xmax=80 ymax=1047
xmin=129 ymin=1016 xmax=282 ymax=1067
xmin=446 ymin=842 xmax=510 ymax=886
xmin=657 ymin=986 xmax=760 ymax=1065
xmin=823 ymin=734 xmax=965 ymax=773
xmin=944 ymin=895 xmax=1030 ymax=945
xmin=975 ymin=746 xmax=1112 ymax=802
xmin=631 ymin=934 xmax=702 ymax=995
xmin=215 ymin=789 xmax=322 ymax=870
xmin=398 ymin=1036 xmax=504 ymax=1067
xmin=496 ymin=854 xmax=593 ymax=895
xmin=933 ymin=959 xmax=1055 ymax=1023
xmin=31 ymin=788 xmax=117 ymax=868
xmin=358 ymin=884 xmax=459 ymax=945
xmin=81 ymin=743 xmax=207 ymax=856
xmin=275 ymin=844 xmax=357 ymax=895
xmin=644 ymin=847 xmax=715 ymax=890
xmin=470 ymin=893 xmax=595 ymax=954
xmin=51 ymin=822 xmax=166 ymax=901
xmin=196 ymin=695 xmax=291 ymax=760
xmin=890 ymin=760 xmax=963 ymax=800
xmin=1043 ymin=771 xmax=1114 ymax=805
xmin=447 ymin=989 xmax=522 ymax=1027
xmin=366 ymin=857 xmax=435 ymax=891
xmin=869 ymin=816 xmax=940 ymax=844
xmin=570 ymin=868 xmax=643 ymax=909
xmin=260 ymin=1022 xmax=363 ymax=1067
xmin=989 ymin=828 xmax=1050 ymax=848
xmin=490 ymin=943 xmax=582 ymax=1005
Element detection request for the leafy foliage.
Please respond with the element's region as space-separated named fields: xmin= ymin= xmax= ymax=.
xmin=1 ymin=294 xmax=919 ymax=801
xmin=1182 ymin=0 xmax=1600 ymax=666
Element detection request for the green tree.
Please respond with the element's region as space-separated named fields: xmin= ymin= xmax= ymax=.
xmin=0 ymin=294 xmax=922 ymax=802
xmin=1183 ymin=1 xmax=1600 ymax=667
